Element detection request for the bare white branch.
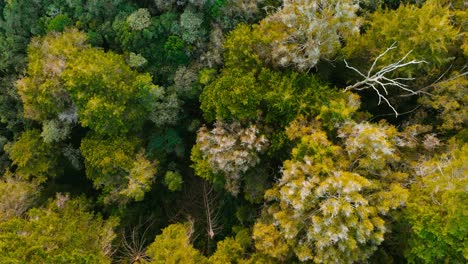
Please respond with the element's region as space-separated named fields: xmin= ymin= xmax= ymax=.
xmin=344 ymin=43 xmax=427 ymax=117
xmin=202 ymin=181 xmax=222 ymax=240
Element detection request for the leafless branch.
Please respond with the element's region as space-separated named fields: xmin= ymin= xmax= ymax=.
xmin=116 ymin=217 xmax=155 ymax=263
xmin=344 ymin=43 xmax=427 ymax=117
xmin=202 ymin=181 xmax=222 ymax=240
xmin=399 ymin=66 xmax=467 ymax=98
xmin=368 ymin=105 xmax=422 ymax=122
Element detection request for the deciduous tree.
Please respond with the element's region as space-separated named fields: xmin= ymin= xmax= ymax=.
xmin=4 ymin=129 xmax=60 ymax=182
xmin=0 ymin=172 xmax=40 ymax=222
xmin=345 ymin=0 xmax=458 ymax=75
xmin=258 ymin=0 xmax=361 ymax=71
xmin=193 ymin=121 xmax=268 ymax=195
xmin=254 ymin=120 xmax=409 ymax=263
xmin=145 ymin=222 xmax=207 ymax=264
xmin=0 ymin=194 xmax=118 ymax=263
xmin=405 ymin=142 xmax=468 ymax=263
xmin=80 ymin=134 xmax=157 ymax=204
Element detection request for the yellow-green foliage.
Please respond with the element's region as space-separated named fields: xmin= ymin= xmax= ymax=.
xmin=443 ymin=0 xmax=468 ymax=56
xmin=419 ymin=72 xmax=467 ymax=131
xmin=345 ymin=0 xmax=459 ymax=75
xmin=200 ymin=68 xmax=261 ymax=122
xmin=405 ymin=142 xmax=468 ymax=263
xmin=222 ymin=24 xmax=262 ymax=70
xmin=252 ymin=222 xmax=290 ymax=260
xmin=0 ymin=172 xmax=40 ymax=222
xmin=201 ymin=65 xmax=341 ymax=125
xmin=255 ymin=121 xmax=409 ymax=263
xmin=80 ymin=134 xmax=156 ymax=204
xmin=209 ymin=237 xmax=245 ymax=264
xmin=201 ymin=23 xmax=346 ymax=125
xmin=145 ymin=222 xmax=207 ymax=264
xmin=63 ymin=49 xmax=160 ymax=136
xmin=16 ymin=29 xmax=162 ymax=136
xmin=164 ymin=170 xmax=183 ymax=191
xmin=317 ymin=93 xmax=361 ymax=131
xmin=338 ymin=121 xmax=399 ymax=171
xmin=4 ymin=129 xmax=60 ymax=182
xmin=191 ymin=146 xmax=223 ymax=187
xmin=0 ymin=195 xmax=118 ymax=263
xmin=16 ymin=29 xmax=88 ymax=121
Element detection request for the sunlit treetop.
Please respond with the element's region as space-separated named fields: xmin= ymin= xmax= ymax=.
xmin=16 ymin=29 xmax=162 ymax=136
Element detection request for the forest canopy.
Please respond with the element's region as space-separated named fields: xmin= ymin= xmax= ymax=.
xmin=0 ymin=0 xmax=466 ymax=263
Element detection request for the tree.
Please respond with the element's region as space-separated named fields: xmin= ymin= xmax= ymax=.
xmin=4 ymin=129 xmax=60 ymax=182
xmin=145 ymin=222 xmax=207 ymax=264
xmin=252 ymin=222 xmax=290 ymax=261
xmin=164 ymin=170 xmax=183 ymax=191
xmin=193 ymin=121 xmax=268 ymax=195
xmin=0 ymin=194 xmax=118 ymax=263
xmin=200 ymin=62 xmax=341 ymax=125
xmin=0 ymin=0 xmax=45 ymax=134
xmin=344 ymin=43 xmax=426 ymax=116
xmin=0 ymin=172 xmax=40 ymax=222
xmin=200 ymin=68 xmax=262 ymax=122
xmin=41 ymin=119 xmax=72 ymax=143
xmin=345 ymin=0 xmax=458 ymax=76
xmin=221 ymin=24 xmax=262 ymax=71
xmin=209 ymin=228 xmax=252 ymax=263
xmin=80 ymin=134 xmax=157 ymax=204
xmin=63 ymin=48 xmax=160 ymax=136
xmin=179 ymin=7 xmax=207 ymax=45
xmin=209 ymin=237 xmax=245 ymax=263
xmin=257 ymin=0 xmax=361 ymax=71
xmin=111 ymin=6 xmax=196 ymax=80
xmin=127 ymin=8 xmax=152 ymax=31
xmin=45 ymin=14 xmax=72 ymax=33
xmin=254 ymin=119 xmax=409 ymax=263
xmin=212 ymin=0 xmax=269 ymax=30
xmin=419 ymin=71 xmax=468 ymax=131
xmin=405 ymin=142 xmax=468 ymax=263
xmin=149 ymin=91 xmax=182 ymax=127
xmin=16 ymin=29 xmax=88 ymax=121
xmin=153 ymin=0 xmax=178 ymax=12
xmin=0 ymin=0 xmax=43 ymax=73
xmin=16 ymin=29 xmax=162 ymax=136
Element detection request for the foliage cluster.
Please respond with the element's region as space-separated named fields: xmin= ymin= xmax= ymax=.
xmin=0 ymin=0 xmax=466 ymax=263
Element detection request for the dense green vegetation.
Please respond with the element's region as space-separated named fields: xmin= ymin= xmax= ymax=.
xmin=0 ymin=0 xmax=466 ymax=263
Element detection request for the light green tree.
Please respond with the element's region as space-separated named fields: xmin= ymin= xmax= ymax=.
xmin=345 ymin=0 xmax=458 ymax=75
xmin=127 ymin=8 xmax=152 ymax=31
xmin=405 ymin=141 xmax=468 ymax=263
xmin=16 ymin=29 xmax=162 ymax=136
xmin=4 ymin=129 xmax=60 ymax=182
xmin=419 ymin=72 xmax=468 ymax=131
xmin=16 ymin=29 xmax=88 ymax=121
xmin=80 ymin=134 xmax=157 ymax=204
xmin=62 ymin=48 xmax=161 ymax=136
xmin=0 ymin=194 xmax=118 ymax=263
xmin=0 ymin=172 xmax=40 ymax=222
xmin=145 ymin=222 xmax=208 ymax=264
xmin=254 ymin=119 xmax=409 ymax=263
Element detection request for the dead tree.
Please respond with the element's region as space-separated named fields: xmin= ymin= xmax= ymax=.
xmin=116 ymin=217 xmax=155 ymax=263
xmin=202 ymin=181 xmax=222 ymax=240
xmin=344 ymin=43 xmax=427 ymax=116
